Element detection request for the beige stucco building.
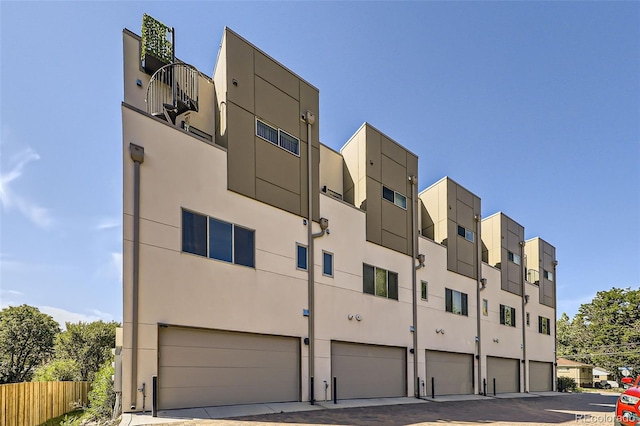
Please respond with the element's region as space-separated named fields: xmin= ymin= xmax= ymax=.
xmin=121 ymin=17 xmax=558 ymax=413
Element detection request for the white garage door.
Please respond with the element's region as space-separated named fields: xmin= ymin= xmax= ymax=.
xmin=486 ymin=356 xmax=520 ymax=394
xmin=331 ymin=341 xmax=406 ymax=399
xmin=425 ymin=350 xmax=474 ymax=396
xmin=159 ymin=327 xmax=299 ymax=409
xmin=529 ymin=361 xmax=554 ymax=391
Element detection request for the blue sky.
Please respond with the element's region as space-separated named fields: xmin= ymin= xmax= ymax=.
xmin=1 ymin=1 xmax=638 ymax=326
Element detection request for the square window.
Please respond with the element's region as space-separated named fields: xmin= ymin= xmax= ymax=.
xmin=465 ymin=229 xmax=474 ymax=242
xmin=382 ymin=186 xmax=394 ymax=203
xmin=508 ymin=251 xmax=521 ymax=265
xmin=544 ymin=270 xmax=554 ymax=281
xmin=445 ymin=288 xmax=468 ymax=316
xmin=421 ymin=281 xmax=428 ymax=301
xmin=363 ymin=264 xmax=375 ymax=295
xmin=457 ymin=225 xmax=466 ymax=238
xmin=209 ymin=218 xmax=233 ymax=262
xmin=395 ymin=193 xmax=407 ymax=209
xmin=297 ymin=244 xmax=308 ymax=270
xmin=182 ymin=210 xmax=207 ymax=256
xmin=234 ymin=225 xmax=255 ymax=267
xmin=500 ymin=304 xmax=516 ymax=327
xmin=323 ymin=251 xmax=333 ymax=277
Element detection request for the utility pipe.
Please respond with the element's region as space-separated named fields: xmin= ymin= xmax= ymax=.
xmin=520 ymin=240 xmax=527 ymax=392
xmin=552 ymin=259 xmax=558 ymax=391
xmin=475 ymin=214 xmax=483 ymax=395
xmin=305 ymin=111 xmax=316 ymax=404
xmin=410 ymin=175 xmax=420 ymax=398
xmin=129 ymin=143 xmax=144 ymax=410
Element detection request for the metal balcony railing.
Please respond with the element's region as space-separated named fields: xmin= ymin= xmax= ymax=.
xmin=146 ymin=62 xmax=199 ymax=124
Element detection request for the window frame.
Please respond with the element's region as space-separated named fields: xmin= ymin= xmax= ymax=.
xmin=499 ymin=304 xmax=517 ymax=327
xmin=421 ymin=280 xmax=428 ymax=301
xmin=445 ymin=288 xmax=469 ymax=316
xmin=457 ymin=225 xmax=474 ymax=243
xmin=538 ymin=316 xmax=551 ymax=335
xmin=255 ymin=118 xmax=300 ymax=156
xmin=296 ymin=243 xmax=308 ymax=271
xmin=543 ymin=269 xmax=554 ymax=282
xmin=508 ymin=251 xmax=521 ymax=265
xmin=322 ymin=250 xmax=334 ymax=277
xmin=382 ymin=185 xmax=407 ymax=210
xmin=181 ymin=208 xmax=255 ymax=268
xmin=482 ymin=299 xmax=488 ymax=316
xmin=363 ymin=263 xmax=399 ymax=301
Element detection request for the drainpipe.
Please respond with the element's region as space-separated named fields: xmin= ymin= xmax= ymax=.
xmin=475 ymin=214 xmax=482 ymax=395
xmin=305 ymin=111 xmax=316 ymax=404
xmin=129 ymin=143 xmax=144 ymax=410
xmin=410 ymin=175 xmax=421 ymax=398
xmin=520 ymin=240 xmax=527 ymax=393
xmin=552 ymin=259 xmax=558 ymax=391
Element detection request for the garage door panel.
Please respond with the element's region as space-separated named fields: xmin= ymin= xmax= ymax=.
xmin=331 ymin=341 xmax=406 ymax=399
xmin=529 ymin=361 xmax=553 ymax=391
xmin=486 ymin=356 xmax=519 ymax=394
xmin=425 ymin=350 xmax=474 ymax=396
xmin=159 ymin=327 xmax=299 ymax=409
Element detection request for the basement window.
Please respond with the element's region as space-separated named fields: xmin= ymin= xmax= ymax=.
xmin=382 ymin=186 xmax=407 ymax=209
xmin=256 ymin=118 xmax=300 ymax=156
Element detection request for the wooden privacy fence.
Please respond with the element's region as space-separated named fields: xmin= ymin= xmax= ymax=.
xmin=0 ymin=381 xmax=89 ymax=426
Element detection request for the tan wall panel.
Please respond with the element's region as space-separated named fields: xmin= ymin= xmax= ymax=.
xmin=381 ymin=154 xmax=407 ymax=194
xmin=366 ymin=181 xmax=382 ymax=244
xmin=255 ymin=77 xmax=299 ymax=137
xmin=227 ymin=103 xmax=256 ymax=197
xmin=365 ymin=126 xmax=381 ymax=182
xmin=382 ymin=230 xmax=408 ymax=255
xmin=299 ymin=81 xmax=319 ymax=146
xmin=225 ymin=31 xmax=255 ymax=113
xmin=254 ymin=51 xmax=299 ymax=100
xmin=256 ymin=178 xmax=301 ymax=216
xmin=381 ymin=136 xmax=406 ymax=166
xmin=381 ymin=201 xmax=407 ymax=239
xmin=331 ymin=341 xmax=405 ymax=399
xmin=425 ymin=350 xmax=474 ymax=396
xmin=255 ymin=138 xmax=301 ymax=195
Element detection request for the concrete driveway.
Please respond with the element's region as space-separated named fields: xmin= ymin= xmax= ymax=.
xmin=125 ymin=392 xmax=621 ymax=426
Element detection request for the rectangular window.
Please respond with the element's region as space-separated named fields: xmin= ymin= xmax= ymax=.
xmin=543 ymin=270 xmax=554 ymax=281
xmin=508 ymin=251 xmax=521 ymax=265
xmin=526 ymin=312 xmax=530 ymax=326
xmin=482 ymin=299 xmax=488 ymax=316
xmin=382 ymin=186 xmax=407 ymax=209
xmin=296 ymin=244 xmax=308 ymax=270
xmin=363 ymin=264 xmax=398 ymax=300
xmin=182 ymin=210 xmax=207 ymax=256
xmin=539 ymin=316 xmax=551 ymax=335
xmin=323 ymin=251 xmax=333 ymax=277
xmin=421 ymin=281 xmax=428 ymax=300
xmin=182 ymin=209 xmax=255 ymax=268
xmin=445 ymin=288 xmax=468 ymax=316
xmin=500 ymin=304 xmax=516 ymax=327
xmin=457 ymin=225 xmax=474 ymax=242
xmin=256 ymin=118 xmax=300 ymax=156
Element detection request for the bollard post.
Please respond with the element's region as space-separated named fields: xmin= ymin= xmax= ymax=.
xmin=310 ymin=376 xmax=315 ymax=405
xmin=152 ymin=375 xmax=157 ymax=417
xmin=493 ymin=378 xmax=496 ymax=396
xmin=483 ymin=378 xmax=487 ymax=396
xmin=333 ymin=377 xmax=337 ymax=404
xmin=416 ymin=376 xmax=420 ymax=398
xmin=431 ymin=377 xmax=435 ymax=399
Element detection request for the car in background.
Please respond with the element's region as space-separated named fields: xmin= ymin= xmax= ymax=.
xmin=615 ymin=375 xmax=640 ymax=426
xmin=595 ymin=380 xmax=612 ymax=389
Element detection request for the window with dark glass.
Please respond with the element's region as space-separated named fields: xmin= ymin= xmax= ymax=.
xmin=256 ymin=118 xmax=300 ymax=156
xmin=457 ymin=225 xmax=474 ymax=242
xmin=297 ymin=244 xmax=308 ymax=270
xmin=539 ymin=316 xmax=551 ymax=335
xmin=508 ymin=251 xmax=521 ymax=265
xmin=323 ymin=251 xmax=333 ymax=277
xmin=182 ymin=209 xmax=254 ymax=268
xmin=421 ymin=281 xmax=428 ymax=300
xmin=382 ymin=186 xmax=407 ymax=209
xmin=500 ymin=304 xmax=516 ymax=327
xmin=445 ymin=288 xmax=468 ymax=316
xmin=363 ymin=264 xmax=398 ymax=300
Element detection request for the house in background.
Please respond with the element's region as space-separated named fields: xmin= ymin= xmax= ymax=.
xmin=557 ymin=358 xmax=594 ymax=387
xmin=593 ymin=367 xmax=612 ymax=381
xmin=120 ymin=14 xmax=558 ymax=412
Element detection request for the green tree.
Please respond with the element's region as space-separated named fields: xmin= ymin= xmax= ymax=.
xmin=32 ymin=358 xmax=81 ymax=382
xmin=54 ymin=321 xmax=118 ymax=381
xmin=558 ymin=287 xmax=640 ymax=381
xmin=0 ymin=305 xmax=60 ymax=383
xmin=86 ymin=358 xmax=115 ymax=420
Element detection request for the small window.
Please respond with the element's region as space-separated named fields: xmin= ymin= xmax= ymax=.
xmin=256 ymin=119 xmax=278 ymax=145
xmin=296 ymin=244 xmax=308 ymax=271
xmin=209 ymin=218 xmax=233 ymax=263
xmin=279 ymin=130 xmax=300 ymax=155
xmin=500 ymin=304 xmax=516 ymax=327
xmin=182 ymin=210 xmax=207 ymax=257
xmin=421 ymin=281 xmax=428 ymax=301
xmin=508 ymin=251 xmax=521 ymax=265
xmin=256 ymin=118 xmax=300 ymax=156
xmin=363 ymin=264 xmax=398 ymax=300
xmin=543 ymin=270 xmax=554 ymax=281
xmin=382 ymin=186 xmax=407 ymax=209
xmin=539 ymin=316 xmax=551 ymax=335
xmin=526 ymin=312 xmax=530 ymax=326
xmin=482 ymin=299 xmax=488 ymax=316
xmin=323 ymin=251 xmax=333 ymax=277
xmin=445 ymin=288 xmax=468 ymax=316
xmin=457 ymin=225 xmax=474 ymax=242
xmin=233 ymin=225 xmax=255 ymax=267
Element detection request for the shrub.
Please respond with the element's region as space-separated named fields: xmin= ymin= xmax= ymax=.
xmin=32 ymin=359 xmax=81 ymax=382
xmin=86 ymin=359 xmax=115 ymax=420
xmin=557 ymin=376 xmax=577 ymax=392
